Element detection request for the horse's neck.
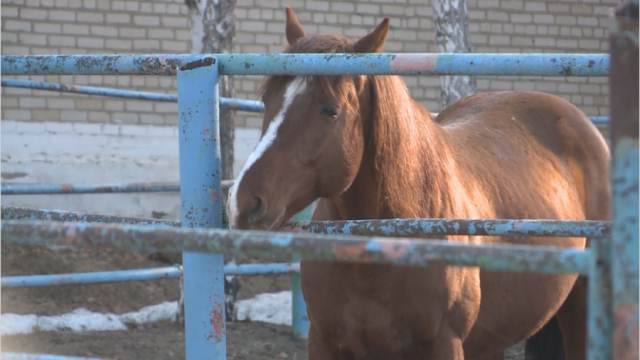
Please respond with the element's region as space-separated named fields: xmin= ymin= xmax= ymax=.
xmin=333 ymin=88 xmax=462 ymax=220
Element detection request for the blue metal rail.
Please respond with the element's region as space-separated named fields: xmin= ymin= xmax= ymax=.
xmin=1 ymin=53 xmax=609 ymax=76
xmin=1 ymin=181 xmax=233 ymax=195
xmin=1 ymin=207 xmax=179 ymax=226
xmin=1 ymin=220 xmax=592 ymax=275
xmin=1 ymin=79 xmax=264 ymax=113
xmin=1 ymin=79 xmax=609 ymax=125
xmin=1 ymin=353 xmax=105 ymax=360
xmin=1 ymin=263 xmax=300 ymax=288
xmin=2 ymin=206 xmax=608 ymax=239
xmin=291 ymin=218 xmax=609 ymax=238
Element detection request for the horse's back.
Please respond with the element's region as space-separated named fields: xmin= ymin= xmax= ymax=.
xmin=438 ymin=90 xmax=610 ymax=221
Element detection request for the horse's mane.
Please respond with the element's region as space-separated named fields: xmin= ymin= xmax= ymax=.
xmin=366 ymin=75 xmax=450 ymax=217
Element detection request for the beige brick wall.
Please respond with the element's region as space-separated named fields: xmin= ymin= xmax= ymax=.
xmin=2 ymin=0 xmax=616 ymax=128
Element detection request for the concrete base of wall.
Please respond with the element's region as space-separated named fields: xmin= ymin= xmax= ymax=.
xmin=1 ymin=120 xmax=260 ymax=220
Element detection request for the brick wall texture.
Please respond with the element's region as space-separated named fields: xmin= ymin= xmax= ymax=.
xmin=1 ymin=0 xmax=616 ymax=128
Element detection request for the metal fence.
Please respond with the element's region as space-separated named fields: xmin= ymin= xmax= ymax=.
xmin=0 ymin=60 xmax=319 ymax=348
xmin=0 ymin=79 xmax=609 ymax=126
xmin=1 ymin=7 xmax=637 ymax=360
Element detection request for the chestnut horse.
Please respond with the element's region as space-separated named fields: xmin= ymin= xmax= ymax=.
xmin=228 ymin=9 xmax=610 ymax=360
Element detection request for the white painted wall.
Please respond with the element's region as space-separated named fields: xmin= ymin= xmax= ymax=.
xmin=1 ymin=120 xmax=261 ymax=219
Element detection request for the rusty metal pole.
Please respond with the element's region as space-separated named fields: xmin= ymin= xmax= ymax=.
xmin=609 ymin=2 xmax=639 ymax=360
xmin=178 ymin=58 xmax=227 ymax=359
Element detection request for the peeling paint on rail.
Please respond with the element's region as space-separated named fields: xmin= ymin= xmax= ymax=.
xmin=2 ymin=220 xmax=592 ymax=275
xmin=1 ymin=53 xmax=609 ymax=76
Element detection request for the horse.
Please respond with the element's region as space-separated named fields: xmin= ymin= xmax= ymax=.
xmin=227 ymin=8 xmax=610 ymax=359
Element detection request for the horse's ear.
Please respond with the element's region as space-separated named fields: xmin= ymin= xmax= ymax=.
xmin=285 ymin=8 xmax=305 ymax=45
xmin=354 ymin=18 xmax=389 ymax=53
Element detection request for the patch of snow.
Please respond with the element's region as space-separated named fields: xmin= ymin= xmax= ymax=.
xmin=1 ymin=302 xmax=177 ymax=336
xmin=0 ymin=313 xmax=38 ymax=335
xmin=38 ymin=308 xmax=127 ymax=333
xmin=1 ymin=292 xmax=291 ymax=335
xmin=235 ymin=291 xmax=292 ymax=326
xmin=120 ymin=301 xmax=178 ymax=325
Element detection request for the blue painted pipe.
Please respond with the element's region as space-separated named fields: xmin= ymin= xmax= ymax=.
xmin=1 ymin=263 xmax=300 ymax=288
xmin=1 ymin=353 xmax=104 ymax=360
xmin=0 ymin=78 xmax=609 ymax=125
xmin=1 ymin=266 xmax=181 ymax=287
xmin=1 ymin=79 xmax=265 ymax=113
xmin=1 ymin=182 xmax=180 ymax=195
xmin=1 ymin=220 xmax=593 ymax=275
xmin=0 ymin=53 xmax=609 ymax=76
xmin=223 ymin=262 xmax=300 ymax=276
xmin=590 ymin=116 xmax=609 ymax=125
xmin=1 ymin=181 xmax=233 ymax=195
xmin=177 ymin=57 xmax=227 ymax=358
xmin=291 ymin=218 xmax=609 ymax=238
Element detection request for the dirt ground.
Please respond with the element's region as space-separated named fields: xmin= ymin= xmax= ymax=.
xmin=2 ymin=244 xmax=524 ymax=360
xmin=1 ymin=244 xmax=307 ymax=359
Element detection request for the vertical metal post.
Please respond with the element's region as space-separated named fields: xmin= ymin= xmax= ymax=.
xmin=290 ymin=205 xmax=314 ymax=339
xmin=587 ymin=237 xmax=612 ymax=360
xmin=609 ymin=2 xmax=639 ymax=360
xmin=291 ymin=254 xmax=309 ymax=339
xmin=178 ymin=57 xmax=227 ymax=359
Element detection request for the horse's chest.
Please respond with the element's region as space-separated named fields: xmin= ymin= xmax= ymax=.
xmin=336 ymin=294 xmax=415 ymax=356
xmin=302 ymin=263 xmax=456 ymax=355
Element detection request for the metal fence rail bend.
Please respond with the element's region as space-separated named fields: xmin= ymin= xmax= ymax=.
xmin=0 ymin=78 xmax=608 ymax=125
xmin=1 ymin=9 xmax=637 ymax=359
xmin=1 ymin=79 xmax=265 ymax=113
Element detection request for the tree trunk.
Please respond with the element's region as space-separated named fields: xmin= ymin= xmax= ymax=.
xmin=432 ymin=0 xmax=476 ymax=109
xmin=189 ymin=0 xmax=237 ymax=180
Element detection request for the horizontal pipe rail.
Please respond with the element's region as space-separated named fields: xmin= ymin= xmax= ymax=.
xmin=1 ymin=79 xmax=609 ymax=125
xmin=590 ymin=116 xmax=610 ymax=125
xmin=224 ymin=262 xmax=300 ymax=275
xmin=1 ymin=79 xmax=265 ymax=113
xmin=290 ymin=218 xmax=610 ymax=238
xmin=2 ymin=220 xmax=592 ymax=275
xmin=1 ymin=53 xmax=609 ymax=76
xmin=1 ymin=263 xmax=300 ymax=288
xmin=3 ymin=207 xmax=610 ymax=238
xmin=1 ymin=207 xmax=179 ymax=226
xmin=1 ymin=353 xmax=105 ymax=360
xmin=1 ymin=267 xmax=181 ymax=287
xmin=0 ymin=79 xmax=609 ymax=124
xmin=1 ymin=180 xmax=233 ymax=195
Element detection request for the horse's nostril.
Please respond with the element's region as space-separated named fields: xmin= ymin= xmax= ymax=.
xmin=247 ymin=196 xmax=267 ymax=225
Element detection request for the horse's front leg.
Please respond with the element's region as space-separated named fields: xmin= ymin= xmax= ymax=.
xmin=418 ymin=267 xmax=480 ymax=360
xmin=420 ymin=323 xmax=465 ymax=360
xmin=307 ymin=324 xmax=348 ymax=360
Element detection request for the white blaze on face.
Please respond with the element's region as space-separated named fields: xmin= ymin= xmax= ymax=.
xmin=228 ymin=77 xmax=308 ymax=228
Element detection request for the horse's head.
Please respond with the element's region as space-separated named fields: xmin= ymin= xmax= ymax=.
xmin=228 ymin=8 xmax=390 ymax=229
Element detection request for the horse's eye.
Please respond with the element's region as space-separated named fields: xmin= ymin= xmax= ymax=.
xmin=320 ymin=105 xmax=338 ymax=118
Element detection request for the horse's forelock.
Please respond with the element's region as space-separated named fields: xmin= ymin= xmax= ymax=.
xmin=260 ymin=34 xmax=354 ymax=101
